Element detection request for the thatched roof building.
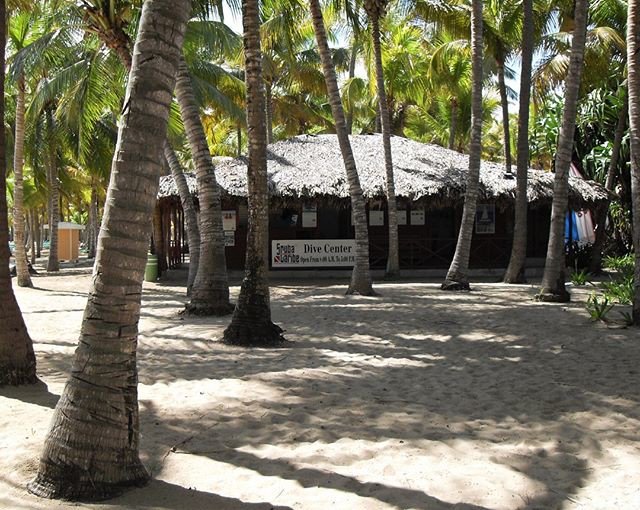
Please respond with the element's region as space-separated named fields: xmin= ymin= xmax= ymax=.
xmin=158 ymin=134 xmax=608 ymax=209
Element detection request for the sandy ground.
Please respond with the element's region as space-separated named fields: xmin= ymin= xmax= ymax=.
xmin=1 ymin=263 xmax=639 ymax=510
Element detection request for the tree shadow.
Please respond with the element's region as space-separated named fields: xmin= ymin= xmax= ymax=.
xmin=20 ymin=280 xmax=640 ymax=508
xmin=0 ymin=380 xmax=59 ymax=409
xmin=105 ymin=478 xmax=294 ymax=510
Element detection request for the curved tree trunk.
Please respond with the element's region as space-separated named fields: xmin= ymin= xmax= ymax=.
xmin=448 ymin=98 xmax=458 ymax=151
xmin=504 ymin=0 xmax=534 ymax=283
xmin=310 ymin=0 xmax=375 ymax=295
xmin=537 ymin=0 xmax=588 ymax=303
xmin=13 ymin=74 xmax=32 ymax=287
xmin=222 ymin=0 xmax=285 ymax=346
xmin=589 ymin=90 xmax=627 ymax=274
xmin=176 ymin=56 xmax=232 ymax=315
xmin=627 ymin=0 xmax=640 ymax=325
xmin=370 ymin=15 xmax=399 ymax=277
xmin=87 ymin=181 xmax=98 ymax=259
xmin=0 ymin=0 xmax=36 ymax=385
xmin=46 ymin=109 xmax=60 ymax=272
xmin=163 ymin=141 xmax=201 ymax=293
xmin=28 ymin=0 xmax=190 ymax=499
xmin=441 ymin=0 xmax=483 ymax=291
xmin=496 ymin=58 xmax=512 ymax=174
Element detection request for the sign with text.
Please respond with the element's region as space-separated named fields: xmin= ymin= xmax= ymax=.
xmin=272 ymin=239 xmax=356 ymax=267
xmin=222 ymin=210 xmax=237 ymax=231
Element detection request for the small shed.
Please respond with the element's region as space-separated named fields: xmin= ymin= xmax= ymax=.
xmin=57 ymin=222 xmax=85 ymax=262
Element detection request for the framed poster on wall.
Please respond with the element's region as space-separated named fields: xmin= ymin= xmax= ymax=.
xmin=475 ymin=204 xmax=495 ymax=234
xmin=302 ymin=203 xmax=317 ymax=228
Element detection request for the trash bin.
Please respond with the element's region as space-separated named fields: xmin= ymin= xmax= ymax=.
xmin=144 ymin=253 xmax=158 ymax=282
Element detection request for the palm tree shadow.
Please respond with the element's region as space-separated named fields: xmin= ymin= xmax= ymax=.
xmin=0 ymin=380 xmax=59 ymax=409
xmin=105 ymin=479 xmax=293 ymax=509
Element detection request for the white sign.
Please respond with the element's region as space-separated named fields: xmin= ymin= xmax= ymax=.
xmin=222 ymin=210 xmax=237 ymax=231
xmin=272 ymin=239 xmax=356 ymax=267
xmin=224 ymin=230 xmax=235 ymax=247
xmin=397 ymin=210 xmax=407 ymax=225
xmin=302 ymin=203 xmax=317 ymax=228
xmin=410 ymin=209 xmax=425 ymax=225
xmin=369 ymin=210 xmax=384 ymax=226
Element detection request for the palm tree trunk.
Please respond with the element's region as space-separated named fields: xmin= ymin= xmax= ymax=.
xmin=28 ymin=0 xmax=191 ymax=499
xmin=589 ymin=90 xmax=627 ymax=273
xmin=346 ymin=40 xmax=358 ymax=135
xmin=371 ymin=15 xmax=399 ymax=277
xmin=627 ymin=0 xmax=640 ymax=324
xmin=87 ymin=181 xmax=98 ymax=258
xmin=33 ymin=210 xmax=40 ymax=261
xmin=537 ymin=0 xmax=589 ymax=302
xmin=46 ymin=109 xmax=60 ymax=272
xmin=0 ymin=0 xmax=36 ymax=385
xmin=448 ymin=98 xmax=458 ymax=151
xmin=163 ymin=141 xmax=201 ymax=293
xmin=504 ymin=0 xmax=534 ymax=283
xmin=28 ymin=210 xmax=36 ymax=263
xmin=13 ymin=73 xmax=32 ymax=287
xmin=309 ymin=0 xmax=375 ymax=295
xmin=496 ymin=58 xmax=512 ymax=174
xmin=222 ymin=0 xmax=284 ymax=346
xmin=176 ymin=56 xmax=232 ymax=315
xmin=265 ymin=82 xmax=274 ymax=144
xmin=441 ymin=0 xmax=483 ymax=290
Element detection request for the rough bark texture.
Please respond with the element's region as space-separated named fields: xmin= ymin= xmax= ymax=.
xmin=0 ymin=0 xmax=37 ymax=385
xmin=310 ymin=0 xmax=375 ymax=295
xmin=163 ymin=141 xmax=201 ymax=293
xmin=87 ymin=183 xmax=98 ymax=259
xmin=13 ymin=74 xmax=32 ymax=287
xmin=176 ymin=56 xmax=232 ymax=315
xmin=496 ymin=58 xmax=512 ymax=174
xmin=370 ymin=15 xmax=399 ymax=277
xmin=28 ymin=0 xmax=190 ymax=500
xmin=265 ymin=82 xmax=274 ymax=144
xmin=46 ymin=109 xmax=60 ymax=272
xmin=448 ymin=98 xmax=458 ymax=151
xmin=345 ymin=41 xmax=358 ymax=135
xmin=589 ymin=91 xmax=627 ymax=274
xmin=537 ymin=0 xmax=588 ymax=303
xmin=504 ymin=0 xmax=533 ymax=284
xmin=222 ymin=0 xmax=285 ymax=346
xmin=441 ymin=0 xmax=483 ymax=291
xmin=627 ymin=0 xmax=640 ymax=324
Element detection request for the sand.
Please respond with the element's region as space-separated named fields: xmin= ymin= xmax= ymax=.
xmin=1 ymin=265 xmax=639 ymax=510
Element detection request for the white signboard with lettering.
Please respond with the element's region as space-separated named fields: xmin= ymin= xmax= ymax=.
xmin=410 ymin=209 xmax=425 ymax=225
xmin=397 ymin=210 xmax=407 ymax=225
xmin=272 ymin=239 xmax=356 ymax=267
xmin=222 ymin=210 xmax=237 ymax=231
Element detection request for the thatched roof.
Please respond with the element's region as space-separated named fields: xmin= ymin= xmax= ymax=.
xmin=158 ymin=134 xmax=608 ymax=209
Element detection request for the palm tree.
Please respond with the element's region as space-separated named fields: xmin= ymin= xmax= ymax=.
xmin=483 ymin=0 xmax=521 ymax=174
xmin=222 ymin=0 xmax=285 ymax=346
xmin=441 ymin=0 xmax=483 ymax=291
xmin=309 ymin=0 xmax=376 ymax=295
xmin=627 ymin=0 xmax=640 ymax=324
xmin=503 ymin=0 xmax=534 ymax=283
xmin=536 ymin=0 xmax=590 ymax=302
xmin=364 ymin=0 xmax=399 ymax=277
xmin=27 ymin=0 xmax=191 ymax=499
xmin=7 ymin=11 xmax=35 ymax=287
xmin=178 ymin=54 xmax=233 ymax=315
xmin=0 ymin=0 xmax=37 ymax=386
xmin=45 ymin=107 xmax=60 ymax=272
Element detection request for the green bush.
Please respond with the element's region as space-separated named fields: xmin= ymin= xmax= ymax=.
xmin=601 ymin=254 xmax=634 ymax=305
xmin=586 ymin=293 xmax=614 ymax=322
